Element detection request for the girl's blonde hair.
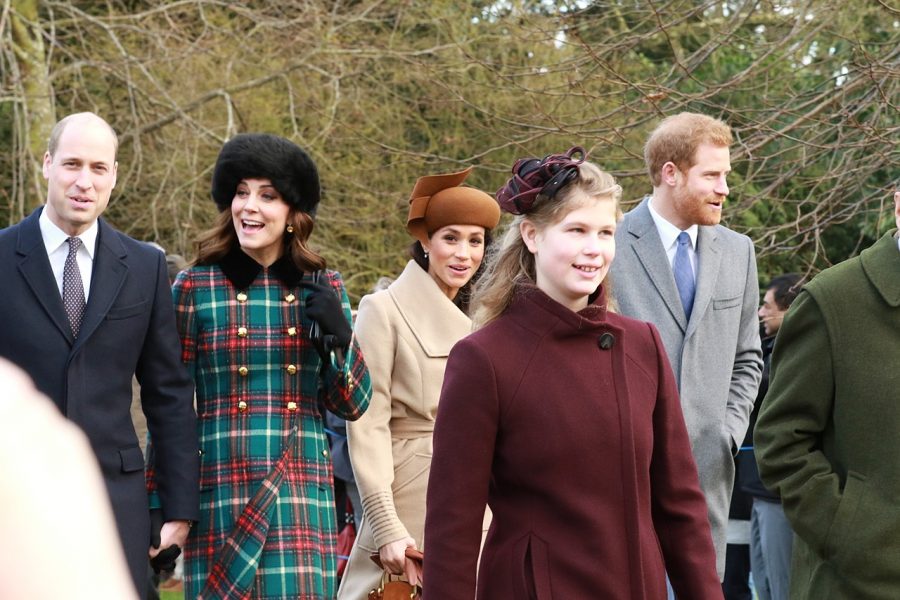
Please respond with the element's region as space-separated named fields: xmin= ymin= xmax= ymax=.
xmin=470 ymin=161 xmax=621 ymax=328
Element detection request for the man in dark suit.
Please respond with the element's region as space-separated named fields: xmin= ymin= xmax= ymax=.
xmin=0 ymin=112 xmax=199 ymax=598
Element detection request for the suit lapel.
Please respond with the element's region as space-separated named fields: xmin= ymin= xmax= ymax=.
xmin=686 ymin=225 xmax=721 ymax=339
xmin=627 ymin=200 xmax=688 ymax=332
xmin=15 ymin=209 xmax=75 ymax=343
xmin=74 ymin=219 xmax=128 ymax=352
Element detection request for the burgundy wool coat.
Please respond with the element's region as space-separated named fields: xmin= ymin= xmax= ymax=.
xmin=423 ymin=286 xmax=721 ymax=600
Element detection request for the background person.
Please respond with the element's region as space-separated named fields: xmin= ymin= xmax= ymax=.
xmin=337 ymin=167 xmax=499 ymax=597
xmin=171 ymin=133 xmax=371 ymax=599
xmin=424 ymin=148 xmax=722 ymax=599
xmin=738 ymin=273 xmax=801 ymax=600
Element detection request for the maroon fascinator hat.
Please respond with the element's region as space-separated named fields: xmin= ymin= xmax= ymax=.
xmin=495 ymin=146 xmax=587 ymax=215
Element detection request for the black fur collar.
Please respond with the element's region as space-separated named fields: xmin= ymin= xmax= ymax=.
xmin=217 ymin=245 xmax=304 ymax=290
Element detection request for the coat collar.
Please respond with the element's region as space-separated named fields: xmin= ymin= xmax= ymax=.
xmin=860 ymin=230 xmax=900 ymax=307
xmin=624 ymin=199 xmax=688 ymax=331
xmin=216 ymin=244 xmax=304 ymax=289
xmin=16 ymin=208 xmax=72 ymax=342
xmin=15 ymin=207 xmax=129 ymax=348
xmin=513 ymin=283 xmax=609 ymax=334
xmin=624 ymin=198 xmax=722 ymax=336
xmin=388 ymin=260 xmax=472 ymax=357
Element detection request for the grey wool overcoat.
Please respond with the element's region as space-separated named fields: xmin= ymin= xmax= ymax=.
xmin=609 ymin=198 xmax=762 ymax=577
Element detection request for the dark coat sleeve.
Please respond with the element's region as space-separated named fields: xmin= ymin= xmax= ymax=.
xmin=645 ymin=323 xmax=723 ymax=598
xmin=754 ymin=290 xmax=839 ymax=558
xmin=138 ymin=249 xmax=199 ymax=522
xmin=423 ymin=337 xmax=499 ymax=600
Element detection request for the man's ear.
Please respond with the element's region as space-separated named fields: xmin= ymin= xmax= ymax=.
xmin=42 ymin=152 xmax=52 ymax=180
xmin=660 ymin=161 xmax=680 ymax=187
xmin=520 ymin=219 xmax=539 ymax=254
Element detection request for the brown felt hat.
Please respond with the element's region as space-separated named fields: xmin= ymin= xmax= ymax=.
xmin=406 ymin=167 xmax=501 ymax=245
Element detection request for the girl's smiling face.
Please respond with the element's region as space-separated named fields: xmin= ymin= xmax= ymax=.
xmin=521 ymin=193 xmax=617 ymax=312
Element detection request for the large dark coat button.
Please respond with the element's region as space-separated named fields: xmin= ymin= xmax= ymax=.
xmin=598 ymin=332 xmax=616 ymax=350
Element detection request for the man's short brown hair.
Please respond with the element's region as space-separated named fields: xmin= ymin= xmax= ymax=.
xmin=644 ymin=112 xmax=732 ymax=186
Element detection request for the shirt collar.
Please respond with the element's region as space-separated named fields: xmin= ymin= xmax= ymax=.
xmin=647 ymin=196 xmax=698 ymax=251
xmin=39 ymin=207 xmax=98 ymax=258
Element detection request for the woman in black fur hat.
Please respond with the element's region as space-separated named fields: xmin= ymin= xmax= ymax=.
xmin=159 ymin=134 xmax=372 ymax=599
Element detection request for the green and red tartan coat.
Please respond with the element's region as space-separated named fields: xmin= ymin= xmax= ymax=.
xmin=176 ymin=247 xmax=371 ymax=600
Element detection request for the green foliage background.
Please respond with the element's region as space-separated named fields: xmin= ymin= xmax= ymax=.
xmin=2 ymin=0 xmax=898 ymax=300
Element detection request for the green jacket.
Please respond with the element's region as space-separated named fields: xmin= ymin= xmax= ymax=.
xmin=755 ymin=231 xmax=900 ymax=599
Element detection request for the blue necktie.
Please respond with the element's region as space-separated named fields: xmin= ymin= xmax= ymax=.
xmin=673 ymin=232 xmax=695 ymax=319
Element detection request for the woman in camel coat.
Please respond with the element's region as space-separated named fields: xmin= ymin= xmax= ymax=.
xmin=337 ymin=167 xmax=500 ymax=598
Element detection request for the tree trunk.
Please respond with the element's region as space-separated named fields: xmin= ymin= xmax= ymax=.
xmin=10 ymin=0 xmax=54 ymax=212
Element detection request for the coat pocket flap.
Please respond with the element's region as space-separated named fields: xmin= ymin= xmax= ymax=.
xmin=119 ymin=445 xmax=145 ymax=472
xmin=107 ymin=300 xmax=149 ymax=320
xmin=712 ymin=295 xmax=741 ymax=310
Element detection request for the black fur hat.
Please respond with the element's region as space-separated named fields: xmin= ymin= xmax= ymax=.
xmin=211 ymin=133 xmax=321 ymax=216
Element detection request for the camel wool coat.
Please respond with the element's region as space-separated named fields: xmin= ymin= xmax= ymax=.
xmin=424 ymin=286 xmax=722 ymax=600
xmin=339 ymin=261 xmax=489 ymax=598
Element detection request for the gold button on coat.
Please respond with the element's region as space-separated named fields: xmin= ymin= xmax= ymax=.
xmin=237 ymin=327 xmax=248 ymax=337
xmin=287 ymin=326 xmax=297 ymax=337
xmin=287 ymin=401 xmax=298 ymax=411
xmin=286 ymin=364 xmax=297 ymax=375
xmin=238 ymin=400 xmax=248 ymax=412
xmin=236 ymin=292 xmax=248 ymax=302
xmin=285 ymin=293 xmax=296 ymax=303
xmin=321 ymin=449 xmax=329 ymax=457
xmin=238 ymin=366 xmax=249 ymax=376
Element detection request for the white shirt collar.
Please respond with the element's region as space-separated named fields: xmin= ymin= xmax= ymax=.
xmin=39 ymin=207 xmax=98 ymax=258
xmin=647 ymin=196 xmax=698 ymax=251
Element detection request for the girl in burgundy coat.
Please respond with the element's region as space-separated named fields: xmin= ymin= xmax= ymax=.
xmin=423 ymin=148 xmax=722 ymax=599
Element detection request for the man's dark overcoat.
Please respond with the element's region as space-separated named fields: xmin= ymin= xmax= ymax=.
xmin=0 ymin=208 xmax=199 ymax=597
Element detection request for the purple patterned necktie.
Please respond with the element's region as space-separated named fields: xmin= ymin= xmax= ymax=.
xmin=63 ymin=237 xmax=86 ymax=337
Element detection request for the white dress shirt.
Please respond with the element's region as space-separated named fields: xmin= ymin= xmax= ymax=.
xmin=39 ymin=208 xmax=97 ymax=302
xmin=647 ymin=196 xmax=699 ymax=282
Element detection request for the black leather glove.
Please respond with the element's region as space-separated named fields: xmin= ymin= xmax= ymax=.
xmin=301 ymin=280 xmax=352 ymax=359
xmin=149 ymin=508 xmax=182 ymax=574
xmin=150 ymin=545 xmax=181 ymax=574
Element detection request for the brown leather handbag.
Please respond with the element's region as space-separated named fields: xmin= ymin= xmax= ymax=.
xmin=367 ymin=548 xmax=424 ymax=600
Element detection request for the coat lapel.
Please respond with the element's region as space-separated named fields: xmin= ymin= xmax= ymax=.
xmin=686 ymin=225 xmax=722 ymax=339
xmin=626 ymin=200 xmax=688 ymax=332
xmin=74 ymin=219 xmax=128 ymax=352
xmin=15 ymin=208 xmax=75 ymax=343
xmin=389 ymin=260 xmax=471 ymax=357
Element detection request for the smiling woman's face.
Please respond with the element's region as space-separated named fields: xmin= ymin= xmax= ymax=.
xmin=423 ymin=224 xmax=487 ymax=300
xmin=231 ymin=177 xmax=291 ymax=266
